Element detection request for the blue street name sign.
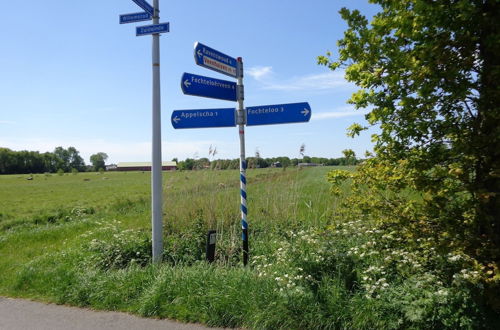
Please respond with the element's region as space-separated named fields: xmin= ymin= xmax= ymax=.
xmin=171 ymin=108 xmax=236 ymax=129
xmin=181 ymin=72 xmax=237 ymax=101
xmin=120 ymin=12 xmax=152 ymax=24
xmin=246 ymin=102 xmax=312 ymax=126
xmin=194 ymin=42 xmax=238 ymax=78
xmin=136 ymin=22 xmax=170 ymax=36
xmin=131 ymin=0 xmax=154 ymax=15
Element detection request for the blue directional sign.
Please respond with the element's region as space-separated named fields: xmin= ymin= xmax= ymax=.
xmin=136 ymin=22 xmax=169 ymax=36
xmin=120 ymin=12 xmax=152 ymax=24
xmin=194 ymin=42 xmax=238 ymax=78
xmin=246 ymin=102 xmax=311 ymax=126
xmin=171 ymin=108 xmax=236 ymax=129
xmin=181 ymin=72 xmax=237 ymax=101
xmin=131 ymin=0 xmax=154 ymax=15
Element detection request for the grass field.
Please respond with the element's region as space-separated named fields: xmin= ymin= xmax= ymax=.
xmin=0 ymin=167 xmax=339 ymax=323
xmin=0 ymin=166 xmax=496 ymax=329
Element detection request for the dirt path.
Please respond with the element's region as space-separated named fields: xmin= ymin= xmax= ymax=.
xmin=0 ymin=297 xmax=223 ymax=330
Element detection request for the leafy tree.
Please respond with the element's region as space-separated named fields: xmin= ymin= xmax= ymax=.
xmin=276 ymin=156 xmax=291 ymax=168
xmin=0 ymin=146 xmax=87 ymax=174
xmin=319 ymin=0 xmax=499 ymax=265
xmin=67 ymin=147 xmax=85 ymax=172
xmin=228 ymin=159 xmax=239 ymax=169
xmin=53 ymin=146 xmax=70 ymax=172
xmin=42 ymin=152 xmax=58 ymax=173
xmin=178 ymin=158 xmax=194 ymax=171
xmin=0 ymin=148 xmax=15 ymax=174
xmin=326 ymin=158 xmax=341 ymax=166
xmin=342 ymin=149 xmax=356 ymax=165
xmin=341 ymin=149 xmax=354 ymax=159
xmin=302 ymin=156 xmax=312 ymax=164
xmin=194 ymin=157 xmax=210 ymax=170
xmin=90 ymin=152 xmax=108 ymax=172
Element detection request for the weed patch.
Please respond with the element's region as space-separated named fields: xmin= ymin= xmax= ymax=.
xmin=84 ymin=224 xmax=152 ymax=269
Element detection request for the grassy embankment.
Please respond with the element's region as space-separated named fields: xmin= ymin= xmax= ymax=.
xmin=1 ymin=167 xmax=497 ymax=329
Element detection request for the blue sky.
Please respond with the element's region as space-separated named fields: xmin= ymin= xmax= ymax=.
xmin=0 ymin=1 xmax=380 ymax=164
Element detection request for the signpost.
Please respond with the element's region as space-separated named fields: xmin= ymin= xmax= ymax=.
xmin=181 ymin=73 xmax=237 ymax=101
xmin=173 ymin=42 xmax=312 ymax=266
xmin=194 ymin=42 xmax=238 ymax=78
xmin=171 ymin=108 xmax=236 ymax=129
xmin=246 ymin=102 xmax=311 ymax=126
xmin=136 ymin=22 xmax=170 ymax=36
xmin=131 ymin=0 xmax=155 ymax=15
xmin=120 ymin=12 xmax=152 ymax=24
xmin=120 ymin=0 xmax=167 ymax=263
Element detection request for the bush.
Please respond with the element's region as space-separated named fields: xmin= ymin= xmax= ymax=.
xmin=84 ymin=221 xmax=151 ymax=269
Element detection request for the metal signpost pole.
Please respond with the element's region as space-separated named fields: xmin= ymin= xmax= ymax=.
xmin=236 ymin=57 xmax=249 ymax=266
xmin=151 ymin=0 xmax=163 ymax=263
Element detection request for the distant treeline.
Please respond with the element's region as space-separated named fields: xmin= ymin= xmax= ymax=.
xmin=175 ymin=155 xmax=361 ymax=171
xmin=1 ymin=146 xmax=361 ymax=174
xmin=0 ymin=147 xmax=87 ymax=174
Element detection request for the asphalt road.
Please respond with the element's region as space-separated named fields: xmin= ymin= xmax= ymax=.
xmin=0 ymin=297 xmax=222 ymax=330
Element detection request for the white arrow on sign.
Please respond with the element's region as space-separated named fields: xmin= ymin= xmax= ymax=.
xmin=183 ymin=79 xmax=191 ymax=88
xmin=197 ymin=49 xmax=203 ymax=58
xmin=172 ymin=116 xmax=181 ymax=124
xmin=301 ymin=109 xmax=310 ymax=116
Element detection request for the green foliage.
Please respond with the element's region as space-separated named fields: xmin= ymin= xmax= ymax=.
xmin=84 ymin=221 xmax=152 ymax=269
xmin=327 ymin=160 xmax=500 ymax=316
xmin=179 ymin=155 xmax=361 ymax=170
xmin=0 ymin=146 xmax=86 ymax=174
xmin=90 ymin=152 xmax=108 ymax=172
xmin=319 ymin=0 xmax=500 ymax=289
xmin=177 ymin=158 xmax=195 ymax=170
xmin=163 ymin=213 xmax=207 ymax=265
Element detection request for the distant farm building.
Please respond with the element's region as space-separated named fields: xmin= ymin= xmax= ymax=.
xmin=116 ymin=161 xmax=177 ymax=171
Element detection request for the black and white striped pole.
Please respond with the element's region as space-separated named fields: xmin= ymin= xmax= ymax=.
xmin=236 ymin=57 xmax=249 ymax=266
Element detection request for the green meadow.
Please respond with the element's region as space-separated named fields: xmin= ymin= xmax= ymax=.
xmin=0 ymin=167 xmax=496 ymax=328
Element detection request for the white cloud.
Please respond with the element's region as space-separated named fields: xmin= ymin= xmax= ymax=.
xmin=267 ymin=71 xmax=350 ymax=91
xmin=247 ymin=66 xmax=352 ymax=92
xmin=311 ymin=107 xmax=370 ymax=120
xmin=247 ymin=66 xmax=273 ymax=81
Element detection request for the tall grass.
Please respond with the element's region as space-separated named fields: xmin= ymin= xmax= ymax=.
xmin=0 ymin=167 xmax=335 ymax=291
xmin=1 ymin=166 xmax=496 ymax=328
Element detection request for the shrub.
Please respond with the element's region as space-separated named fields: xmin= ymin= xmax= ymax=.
xmin=84 ymin=221 xmax=151 ymax=269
